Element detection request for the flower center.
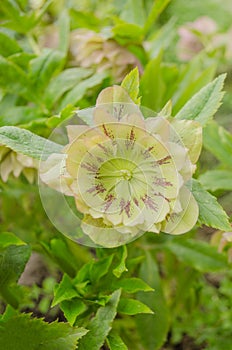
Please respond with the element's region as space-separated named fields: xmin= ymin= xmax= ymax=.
xmin=98 ymin=157 xmax=136 ymax=183
xmin=120 ymin=169 xmax=132 ymax=181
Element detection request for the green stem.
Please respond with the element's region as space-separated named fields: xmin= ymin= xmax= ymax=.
xmin=27 ymin=34 xmax=41 ymax=55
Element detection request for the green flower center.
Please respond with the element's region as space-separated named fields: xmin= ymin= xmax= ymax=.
xmin=97 ymin=157 xmax=136 ymax=190
xmin=120 ymin=169 xmax=132 ymax=180
xmin=76 ymin=134 xmax=178 ymax=222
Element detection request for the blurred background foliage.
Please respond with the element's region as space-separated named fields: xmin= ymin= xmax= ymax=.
xmin=0 ymin=0 xmax=232 ymax=349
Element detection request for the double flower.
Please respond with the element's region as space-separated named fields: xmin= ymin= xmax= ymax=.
xmin=40 ymin=86 xmax=202 ymax=247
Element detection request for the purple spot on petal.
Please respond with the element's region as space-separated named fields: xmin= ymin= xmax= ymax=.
xmin=87 ymin=183 xmax=106 ymax=195
xmin=142 ymin=146 xmax=154 ymax=159
xmin=133 ymin=197 xmax=139 ymax=207
xmin=120 ymin=199 xmax=131 ymax=217
xmin=81 ymin=162 xmax=98 ymax=173
xmin=98 ymin=143 xmax=113 ymax=156
xmin=125 ymin=127 xmax=136 ymax=149
xmin=102 ymin=124 xmax=114 ymax=139
xmin=153 ymin=177 xmax=172 ymax=187
xmin=104 ymin=194 xmax=115 ymax=211
xmin=141 ymin=195 xmax=157 ymax=212
xmin=114 ymin=105 xmax=124 ymax=120
xmin=130 ymin=128 xmax=136 ymax=142
xmin=153 ymin=191 xmax=170 ymax=202
xmin=156 ymin=155 xmax=171 ymax=165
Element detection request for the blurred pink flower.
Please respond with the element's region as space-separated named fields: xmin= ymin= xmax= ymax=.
xmin=178 ymin=16 xmax=218 ymax=61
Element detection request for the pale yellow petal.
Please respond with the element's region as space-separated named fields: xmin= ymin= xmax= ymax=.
xmin=40 ymin=153 xmax=73 ymax=195
xmin=23 ymin=168 xmax=36 ymax=184
xmin=163 ymin=186 xmax=198 ymax=235
xmin=1 ymin=153 xmax=13 ymax=182
xmin=81 ymin=215 xmax=140 ymax=247
xmin=171 ymin=119 xmax=202 ymax=164
xmin=96 ymin=86 xmax=134 ymax=105
xmin=66 ymin=125 xmax=90 ymax=143
xmin=167 ymin=142 xmax=188 ymax=171
xmin=145 ymin=117 xmax=170 ymax=142
xmin=11 ymin=153 xmax=23 ymax=177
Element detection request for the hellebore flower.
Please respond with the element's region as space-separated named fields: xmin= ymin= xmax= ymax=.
xmin=70 ymin=29 xmax=143 ymax=82
xmin=0 ymin=146 xmax=37 ymax=183
xmin=40 ymin=86 xmax=202 ymax=247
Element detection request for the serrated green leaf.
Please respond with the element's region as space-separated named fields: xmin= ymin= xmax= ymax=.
xmin=29 ymin=49 xmax=65 ymax=93
xmin=0 ymin=0 xmax=33 ymax=33
xmin=44 ymin=68 xmax=92 ymax=108
xmin=0 ymin=232 xmax=24 ymax=249
xmin=74 ymin=261 xmax=93 ymax=284
xmin=171 ymin=55 xmax=199 ymax=103
xmin=165 ymin=238 xmax=228 ymax=272
xmin=0 ymin=244 xmax=31 ymax=287
xmin=0 ymin=94 xmax=17 ymax=114
xmin=45 ymin=105 xmax=76 ymax=129
xmin=58 ymin=10 xmax=70 ymax=54
xmin=0 ymin=313 xmax=87 ymax=350
xmin=140 ymin=51 xmax=165 ymax=111
xmin=70 ymin=9 xmax=103 ymax=31
xmin=118 ymin=298 xmax=153 ymax=315
xmin=0 ymin=0 xmax=52 ymax=34
xmin=203 ymin=121 xmax=232 ymax=168
xmin=144 ymin=0 xmax=171 ymax=35
xmin=136 ymin=252 xmax=169 ymax=350
xmin=0 ymin=126 xmax=62 ymax=160
xmin=90 ymin=255 xmax=114 ymax=283
xmin=148 ymin=18 xmax=176 ymax=59
xmin=106 ymin=331 xmax=128 ymax=350
xmin=172 ymin=63 xmax=216 ymax=115
xmin=51 ymin=274 xmax=79 ymax=307
xmin=8 ymin=52 xmax=36 ymax=70
xmin=191 ymin=179 xmax=231 ymax=231
xmin=0 ymin=0 xmax=22 ymax=23
xmin=0 ymin=244 xmax=31 ymax=307
xmin=126 ymin=255 xmax=145 ymax=271
xmin=113 ymin=277 xmax=154 ymax=293
xmin=0 ymin=31 xmax=22 ymax=57
xmin=160 ymin=64 xmax=179 ymax=103
xmin=78 ymin=289 xmax=121 ymax=350
xmin=0 ymin=56 xmax=35 ymax=100
xmin=32 ymin=0 xmax=54 ymax=29
xmin=175 ymin=74 xmax=226 ymax=125
xmin=61 ymin=299 xmax=87 ymax=326
xmin=59 ymin=71 xmax=107 ymax=110
xmin=113 ymin=246 xmax=128 ymax=278
xmin=121 ymin=67 xmax=140 ymax=104
xmin=120 ymin=0 xmax=146 ymax=27
xmin=0 ymin=106 xmax=44 ymax=126
xmin=112 ymin=23 xmax=144 ymax=45
xmin=199 ymin=170 xmax=232 ymax=191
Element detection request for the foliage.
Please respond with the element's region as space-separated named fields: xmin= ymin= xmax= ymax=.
xmin=0 ymin=312 xmax=87 ymax=350
xmin=0 ymin=1 xmax=232 ymax=349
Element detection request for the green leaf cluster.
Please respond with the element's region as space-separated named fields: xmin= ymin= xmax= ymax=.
xmin=0 ymin=2 xmax=232 ymax=350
